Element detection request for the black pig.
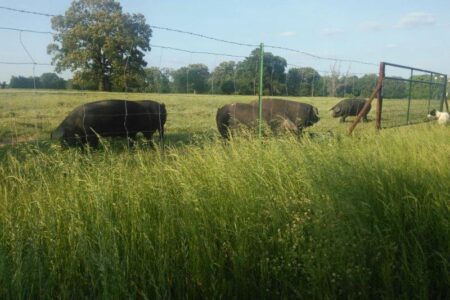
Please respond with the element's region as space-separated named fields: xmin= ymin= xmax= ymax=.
xmin=51 ymin=99 xmax=166 ymax=147
xmin=329 ymin=98 xmax=371 ymax=122
xmin=216 ymin=98 xmax=319 ymax=138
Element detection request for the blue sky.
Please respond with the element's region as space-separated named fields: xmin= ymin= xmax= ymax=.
xmin=0 ymin=0 xmax=449 ymax=82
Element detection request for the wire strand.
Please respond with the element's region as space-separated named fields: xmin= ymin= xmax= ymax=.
xmin=151 ymin=25 xmax=258 ymax=48
xmin=287 ymin=63 xmax=370 ymax=76
xmin=150 ymin=44 xmax=246 ymax=58
xmin=0 ymin=24 xmax=376 ymax=66
xmin=0 ymin=26 xmax=53 ymax=35
xmin=0 ymin=61 xmax=52 ymax=65
xmin=268 ymin=45 xmax=378 ymax=66
xmin=0 ymin=5 xmax=56 ymax=17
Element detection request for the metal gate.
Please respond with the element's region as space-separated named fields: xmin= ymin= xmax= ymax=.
xmin=349 ymin=62 xmax=448 ymax=133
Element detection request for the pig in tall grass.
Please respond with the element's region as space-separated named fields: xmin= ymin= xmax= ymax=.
xmin=51 ymin=99 xmax=166 ymax=147
xmin=216 ymin=98 xmax=319 ymax=138
xmin=329 ymin=98 xmax=371 ymax=123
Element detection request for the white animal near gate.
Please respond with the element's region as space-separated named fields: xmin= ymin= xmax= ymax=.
xmin=427 ymin=109 xmax=449 ymax=125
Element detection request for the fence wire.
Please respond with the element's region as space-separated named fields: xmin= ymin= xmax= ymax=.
xmin=0 ymin=4 xmax=447 ymax=148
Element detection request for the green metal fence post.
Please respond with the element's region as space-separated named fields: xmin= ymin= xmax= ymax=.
xmin=258 ymin=43 xmax=264 ymax=138
xmin=406 ymin=69 xmax=413 ymax=124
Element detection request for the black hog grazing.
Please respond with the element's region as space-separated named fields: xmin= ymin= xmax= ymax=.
xmin=51 ymin=99 xmax=167 ymax=147
xmin=216 ymin=102 xmax=257 ymax=138
xmin=216 ymin=98 xmax=319 ymax=138
xmin=329 ymin=98 xmax=371 ymax=123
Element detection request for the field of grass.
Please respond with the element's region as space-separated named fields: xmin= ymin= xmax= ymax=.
xmin=381 ymin=97 xmax=443 ymax=128
xmin=0 ymin=90 xmax=449 ymax=298
xmin=1 ymin=90 xmax=442 ymax=146
xmin=0 ymin=90 xmax=380 ymax=146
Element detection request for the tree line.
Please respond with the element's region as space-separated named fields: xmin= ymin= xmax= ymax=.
xmin=1 ymin=0 xmax=445 ymax=100
xmin=4 ymin=55 xmax=444 ymax=100
xmin=7 ymin=73 xmax=67 ymax=90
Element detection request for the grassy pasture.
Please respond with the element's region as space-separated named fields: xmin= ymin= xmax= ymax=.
xmin=0 ymin=90 xmax=449 ymax=299
xmin=1 ymin=89 xmax=441 ymax=146
xmin=381 ymin=97 xmax=443 ymax=128
xmin=0 ymin=90 xmax=379 ymax=146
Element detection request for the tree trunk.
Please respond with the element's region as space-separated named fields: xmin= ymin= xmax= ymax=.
xmin=97 ymin=53 xmax=112 ymax=91
xmin=99 ymin=75 xmax=111 ymax=91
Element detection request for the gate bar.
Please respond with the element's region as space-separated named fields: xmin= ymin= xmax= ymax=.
xmin=384 ymin=62 xmax=446 ymax=77
xmin=348 ymin=62 xmax=385 ymax=134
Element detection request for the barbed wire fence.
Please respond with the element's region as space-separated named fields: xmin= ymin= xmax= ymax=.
xmin=0 ymin=7 xmax=376 ymax=148
xmin=2 ymin=5 xmax=445 ymax=148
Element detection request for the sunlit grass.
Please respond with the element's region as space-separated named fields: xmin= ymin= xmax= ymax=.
xmin=0 ymin=121 xmax=448 ymax=298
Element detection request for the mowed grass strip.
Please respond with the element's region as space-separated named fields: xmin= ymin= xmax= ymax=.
xmin=0 ymin=123 xmax=448 ymax=298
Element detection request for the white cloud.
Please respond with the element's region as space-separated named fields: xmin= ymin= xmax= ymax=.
xmin=359 ymin=21 xmax=384 ymax=32
xmin=385 ymin=43 xmax=398 ymax=49
xmin=280 ymin=31 xmax=297 ymax=37
xmin=396 ymin=12 xmax=435 ymax=29
xmin=321 ymin=28 xmax=343 ymax=37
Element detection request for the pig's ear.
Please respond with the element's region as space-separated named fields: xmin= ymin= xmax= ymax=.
xmin=333 ymin=106 xmax=341 ymax=113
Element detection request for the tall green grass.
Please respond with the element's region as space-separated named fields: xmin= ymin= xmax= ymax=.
xmin=0 ymin=125 xmax=449 ymax=298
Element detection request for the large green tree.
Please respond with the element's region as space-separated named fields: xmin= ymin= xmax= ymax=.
xmin=47 ymin=0 xmax=151 ymax=91
xmin=235 ymin=49 xmax=287 ymax=96
xmin=144 ymin=67 xmax=171 ymax=93
xmin=336 ymin=75 xmax=358 ymax=97
xmin=210 ymin=61 xmax=237 ymax=94
xmin=353 ymin=74 xmax=378 ymax=97
xmin=40 ymin=73 xmax=67 ymax=89
xmin=171 ymin=64 xmax=210 ymax=94
xmin=286 ymin=67 xmax=321 ymax=96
